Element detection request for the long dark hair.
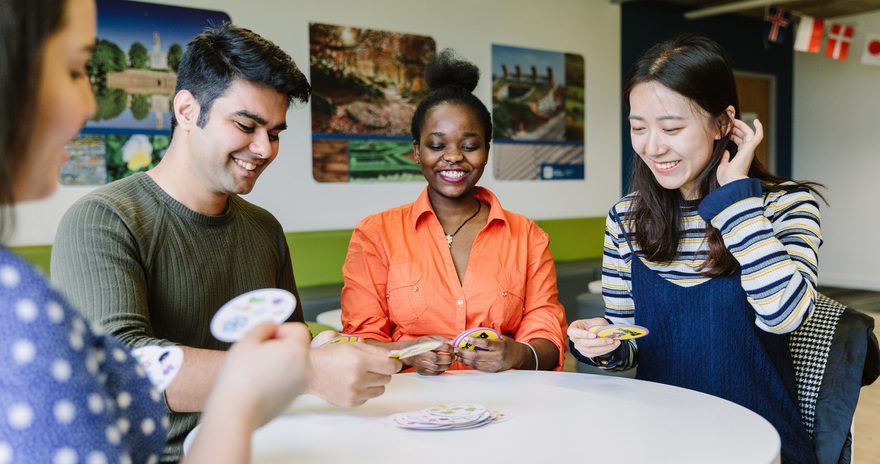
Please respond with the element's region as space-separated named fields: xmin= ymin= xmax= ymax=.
xmin=411 ymin=49 xmax=492 ymax=147
xmin=0 ymin=0 xmax=68 ymax=241
xmin=624 ymin=34 xmax=823 ymax=276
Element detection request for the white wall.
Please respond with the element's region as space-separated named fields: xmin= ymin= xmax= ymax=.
xmin=794 ymin=10 xmax=880 ymax=290
xmin=11 ymin=0 xmax=621 ymax=246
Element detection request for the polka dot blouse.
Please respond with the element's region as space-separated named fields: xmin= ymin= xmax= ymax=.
xmin=0 ymin=248 xmax=167 ymax=463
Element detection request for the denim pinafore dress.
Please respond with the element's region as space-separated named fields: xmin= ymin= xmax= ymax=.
xmin=621 ymin=221 xmax=816 ymax=463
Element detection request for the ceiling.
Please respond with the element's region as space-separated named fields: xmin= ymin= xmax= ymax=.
xmin=614 ymin=0 xmax=880 ymax=19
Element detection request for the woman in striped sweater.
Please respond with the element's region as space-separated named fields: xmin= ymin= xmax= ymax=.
xmin=568 ymin=35 xmax=822 ymax=463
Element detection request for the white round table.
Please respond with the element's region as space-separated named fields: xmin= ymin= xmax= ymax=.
xmin=315 ymin=309 xmax=343 ymax=331
xmin=186 ymin=370 xmax=780 ymax=464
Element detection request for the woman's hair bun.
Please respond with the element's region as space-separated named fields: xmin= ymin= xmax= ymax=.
xmin=425 ymin=49 xmax=480 ymax=93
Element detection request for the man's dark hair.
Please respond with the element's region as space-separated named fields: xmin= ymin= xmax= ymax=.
xmin=170 ymin=22 xmax=310 ymax=133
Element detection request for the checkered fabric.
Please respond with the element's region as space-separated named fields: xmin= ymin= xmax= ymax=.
xmin=789 ymin=293 xmax=846 ymax=435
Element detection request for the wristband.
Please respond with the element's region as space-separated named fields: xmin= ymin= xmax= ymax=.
xmin=523 ymin=342 xmax=539 ymax=371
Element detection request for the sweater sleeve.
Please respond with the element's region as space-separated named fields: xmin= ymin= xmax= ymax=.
xmin=51 ymin=198 xmax=167 ymax=348
xmin=276 ymin=229 xmax=305 ymax=324
xmin=571 ymin=207 xmax=638 ymax=371
xmin=340 ymin=220 xmax=394 ymax=342
xmin=602 ymin=207 xmax=636 ymax=326
xmin=698 ymin=178 xmax=822 ymax=333
xmin=569 ymin=338 xmax=634 ymax=371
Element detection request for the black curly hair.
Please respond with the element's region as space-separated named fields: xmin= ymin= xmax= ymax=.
xmin=410 ymin=49 xmax=492 ymax=147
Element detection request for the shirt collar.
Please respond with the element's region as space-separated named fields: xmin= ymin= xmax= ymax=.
xmin=411 ymin=186 xmax=510 ymax=234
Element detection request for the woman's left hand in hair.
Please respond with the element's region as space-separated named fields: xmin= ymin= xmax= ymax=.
xmin=454 ymin=336 xmax=527 ymax=373
xmin=716 ymin=118 xmax=763 ymax=186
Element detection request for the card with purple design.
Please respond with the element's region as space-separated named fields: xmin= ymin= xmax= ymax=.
xmin=453 ymin=327 xmax=502 ymax=351
xmin=131 ymin=345 xmax=183 ymax=392
xmin=210 ymin=288 xmax=297 ymax=343
xmin=589 ymin=324 xmax=649 ymax=340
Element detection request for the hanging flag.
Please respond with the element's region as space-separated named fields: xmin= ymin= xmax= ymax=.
xmin=793 ymin=16 xmax=824 ymax=53
xmin=863 ymin=32 xmax=880 ymax=66
xmin=825 ymin=23 xmax=855 ymax=60
xmin=764 ymin=6 xmax=791 ymax=43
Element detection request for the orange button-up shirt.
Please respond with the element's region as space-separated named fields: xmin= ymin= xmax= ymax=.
xmin=341 ymin=187 xmax=567 ymax=370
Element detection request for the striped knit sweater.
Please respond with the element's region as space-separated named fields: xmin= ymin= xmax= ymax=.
xmin=600 ymin=178 xmax=822 ymax=370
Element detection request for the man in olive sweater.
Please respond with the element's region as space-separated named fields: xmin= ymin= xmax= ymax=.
xmin=51 ymin=24 xmax=400 ymax=463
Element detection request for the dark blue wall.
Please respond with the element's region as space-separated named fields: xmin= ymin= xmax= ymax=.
xmin=620 ymin=1 xmax=793 ymax=194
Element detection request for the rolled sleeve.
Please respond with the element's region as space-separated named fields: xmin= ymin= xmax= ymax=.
xmin=513 ymin=225 xmax=567 ymax=370
xmin=698 ymin=178 xmax=762 ymax=221
xmin=341 ymin=223 xmax=394 ymax=342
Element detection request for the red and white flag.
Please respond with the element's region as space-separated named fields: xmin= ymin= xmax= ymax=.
xmin=793 ymin=16 xmax=824 ymax=53
xmin=825 ymin=23 xmax=855 ymax=60
xmin=862 ymin=32 xmax=880 ymax=66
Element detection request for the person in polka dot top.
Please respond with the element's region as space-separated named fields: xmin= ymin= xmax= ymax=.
xmin=0 ymin=254 xmax=169 ymax=463
xmin=0 ymin=0 xmax=312 ymax=463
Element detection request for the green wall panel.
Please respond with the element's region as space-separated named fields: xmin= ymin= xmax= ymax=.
xmin=14 ymin=216 xmax=604 ymax=288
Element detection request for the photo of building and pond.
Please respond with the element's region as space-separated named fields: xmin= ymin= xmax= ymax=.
xmin=61 ymin=0 xmax=229 ymax=184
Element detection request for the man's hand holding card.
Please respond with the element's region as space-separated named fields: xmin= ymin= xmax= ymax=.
xmin=394 ymin=337 xmax=455 ymax=376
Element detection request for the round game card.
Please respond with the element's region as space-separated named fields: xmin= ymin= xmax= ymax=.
xmin=594 ymin=324 xmax=649 ymax=340
xmin=389 ymin=340 xmax=444 ymax=359
xmin=210 ymin=288 xmax=297 ymax=342
xmin=327 ymin=334 xmax=361 ymax=344
xmin=131 ymin=345 xmax=184 ymax=392
xmin=454 ymin=327 xmax=501 ymax=351
xmin=426 ymin=403 xmax=487 ymax=418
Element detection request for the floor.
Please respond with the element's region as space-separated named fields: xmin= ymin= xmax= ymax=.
xmin=563 ymin=286 xmax=880 ymax=461
xmin=852 ymin=312 xmax=878 ymax=463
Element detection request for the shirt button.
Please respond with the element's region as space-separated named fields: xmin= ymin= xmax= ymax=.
xmin=385 ymin=294 xmax=390 ymax=299
xmin=501 ymin=291 xmax=508 ymax=297
xmin=412 ymin=285 xmax=419 ymax=292
xmin=456 ymin=299 xmax=464 ymax=306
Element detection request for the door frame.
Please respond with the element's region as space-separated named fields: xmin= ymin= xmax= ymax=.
xmin=733 ymin=70 xmax=777 ymax=174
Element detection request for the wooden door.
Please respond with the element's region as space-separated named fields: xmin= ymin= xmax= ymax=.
xmin=734 ymin=72 xmax=774 ymax=173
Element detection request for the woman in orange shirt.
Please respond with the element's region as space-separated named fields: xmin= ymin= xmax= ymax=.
xmin=341 ymin=50 xmax=567 ymax=375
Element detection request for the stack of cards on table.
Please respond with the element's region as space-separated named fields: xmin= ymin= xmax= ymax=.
xmin=389 ymin=403 xmax=507 ymax=431
xmin=452 ymin=327 xmax=501 ymax=351
xmin=588 ymin=323 xmax=649 ymax=340
xmin=209 ymin=288 xmax=297 ymax=342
